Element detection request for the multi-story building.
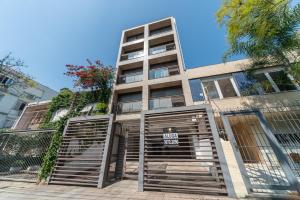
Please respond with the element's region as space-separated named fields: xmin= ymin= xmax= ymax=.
xmin=0 ymin=70 xmax=57 ymax=129
xmin=108 ymin=17 xmax=300 ymax=198
xmin=13 ymin=17 xmax=300 ymax=198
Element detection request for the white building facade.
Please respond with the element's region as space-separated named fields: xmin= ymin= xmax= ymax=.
xmin=0 ymin=72 xmax=57 ymax=129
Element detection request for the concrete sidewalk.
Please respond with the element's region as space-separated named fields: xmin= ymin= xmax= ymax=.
xmin=0 ymin=180 xmax=234 ymax=200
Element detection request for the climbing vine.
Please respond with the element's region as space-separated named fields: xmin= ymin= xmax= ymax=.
xmin=38 ymin=59 xmax=114 ymax=182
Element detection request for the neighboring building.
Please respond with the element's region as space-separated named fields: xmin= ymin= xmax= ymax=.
xmin=12 ymin=100 xmax=51 ymax=130
xmin=0 ymin=70 xmax=57 ymax=129
xmin=13 ymin=17 xmax=300 ymax=198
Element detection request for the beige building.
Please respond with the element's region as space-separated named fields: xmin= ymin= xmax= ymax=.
xmin=108 ymin=17 xmax=300 ymax=198
xmin=12 ymin=17 xmax=300 ymax=198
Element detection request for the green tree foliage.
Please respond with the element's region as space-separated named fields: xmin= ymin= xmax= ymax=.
xmin=216 ymin=0 xmax=300 ymax=81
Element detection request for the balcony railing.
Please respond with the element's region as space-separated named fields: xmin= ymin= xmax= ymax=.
xmin=149 ymin=26 xmax=172 ymax=36
xmin=116 ymin=101 xmax=142 ymax=114
xmin=117 ymin=73 xmax=143 ymax=84
xmin=149 ymin=95 xmax=185 ymax=110
xmin=120 ymin=50 xmax=144 ymax=61
xmin=149 ymin=65 xmax=180 ymax=79
xmin=149 ymin=43 xmax=175 ymax=55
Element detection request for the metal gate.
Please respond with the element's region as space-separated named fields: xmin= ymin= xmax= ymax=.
xmin=221 ymin=110 xmax=300 ymax=193
xmin=0 ymin=129 xmax=54 ymax=182
xmin=49 ymin=115 xmax=114 ymax=188
xmin=122 ymin=120 xmax=140 ymax=179
xmin=139 ymin=105 xmax=233 ymax=196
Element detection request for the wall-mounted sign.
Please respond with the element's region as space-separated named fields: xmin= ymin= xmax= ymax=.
xmin=163 ymin=129 xmax=178 ymax=145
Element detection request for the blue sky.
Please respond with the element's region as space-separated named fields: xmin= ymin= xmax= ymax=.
xmin=0 ymin=0 xmax=298 ymax=91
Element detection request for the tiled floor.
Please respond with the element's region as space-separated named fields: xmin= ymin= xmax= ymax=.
xmin=0 ymin=180 xmax=234 ymax=200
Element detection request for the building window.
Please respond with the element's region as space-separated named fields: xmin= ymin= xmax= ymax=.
xmin=268 ymin=70 xmax=297 ymax=91
xmin=13 ymin=100 xmax=26 ymax=111
xmin=233 ymin=72 xmax=262 ymax=96
xmin=0 ymin=75 xmax=14 ymax=86
xmin=202 ymin=81 xmax=219 ymax=99
xmin=217 ymin=78 xmax=237 ymax=98
xmin=189 ymin=79 xmax=205 ymax=102
xmin=252 ymin=73 xmax=275 ymax=93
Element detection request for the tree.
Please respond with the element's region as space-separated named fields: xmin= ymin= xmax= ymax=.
xmin=0 ymin=53 xmax=36 ymax=92
xmin=216 ymin=0 xmax=300 ymax=82
xmin=65 ymin=59 xmax=114 ymax=103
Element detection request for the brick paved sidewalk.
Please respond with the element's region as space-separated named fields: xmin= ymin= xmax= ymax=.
xmin=0 ymin=180 xmax=234 ymax=200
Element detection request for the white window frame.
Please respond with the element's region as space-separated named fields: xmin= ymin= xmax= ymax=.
xmin=201 ymin=74 xmax=241 ymax=100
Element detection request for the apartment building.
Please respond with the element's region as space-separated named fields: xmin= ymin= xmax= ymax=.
xmin=111 ymin=17 xmax=300 ymax=196
xmin=12 ymin=17 xmax=300 ymax=198
xmin=0 ymin=71 xmax=57 ymax=129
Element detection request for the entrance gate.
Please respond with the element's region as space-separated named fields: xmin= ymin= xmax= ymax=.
xmin=139 ymin=105 xmax=233 ymax=196
xmin=221 ymin=110 xmax=300 ymax=193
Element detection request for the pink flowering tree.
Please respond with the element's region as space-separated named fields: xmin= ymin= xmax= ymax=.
xmin=65 ymin=60 xmax=114 ymax=103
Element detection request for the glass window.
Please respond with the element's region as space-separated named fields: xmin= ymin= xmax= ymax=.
xmin=233 ymin=72 xmax=262 ymax=96
xmin=217 ymin=78 xmax=237 ymax=98
xmin=150 ymin=87 xmax=183 ymax=98
xmin=189 ymin=79 xmax=205 ymax=101
xmin=268 ymin=70 xmax=297 ymax=91
xmin=118 ymin=92 xmax=142 ymax=102
xmin=253 ymin=73 xmax=275 ymax=93
xmin=202 ymin=81 xmax=219 ymax=99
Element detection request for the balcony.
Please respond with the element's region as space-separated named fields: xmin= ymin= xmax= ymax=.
xmin=149 ymin=95 xmax=185 ymax=110
xmin=149 ymin=43 xmax=175 ymax=56
xmin=117 ymin=73 xmax=143 ymax=84
xmin=149 ymin=25 xmax=172 ymax=37
xmin=120 ymin=50 xmax=144 ymax=61
xmin=126 ymin=33 xmax=144 ymax=43
xmin=149 ymin=64 xmax=180 ymax=79
xmin=123 ymin=26 xmax=144 ymax=44
xmin=116 ymin=101 xmax=142 ymax=114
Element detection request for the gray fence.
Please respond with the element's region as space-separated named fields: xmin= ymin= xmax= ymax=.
xmin=0 ymin=129 xmax=55 ymax=182
xmin=213 ymin=102 xmax=300 ymax=193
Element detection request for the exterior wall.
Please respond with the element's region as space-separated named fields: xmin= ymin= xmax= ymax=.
xmin=195 ymin=91 xmax=300 ymax=110
xmin=0 ymin=76 xmax=57 ymax=129
xmin=109 ymin=17 xmax=300 ymax=197
xmin=109 ymin=17 xmax=193 ymax=120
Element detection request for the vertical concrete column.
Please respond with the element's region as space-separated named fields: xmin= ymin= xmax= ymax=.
xmin=143 ymin=25 xmax=149 ymax=82
xmin=142 ymin=85 xmax=149 ymax=110
xmin=142 ymin=25 xmax=149 ymax=111
xmin=171 ymin=18 xmax=193 ymax=106
xmin=109 ymin=30 xmax=125 ymax=114
xmin=182 ymin=75 xmax=194 ymax=106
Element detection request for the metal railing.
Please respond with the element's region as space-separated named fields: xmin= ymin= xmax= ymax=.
xmin=212 ymin=102 xmax=300 ymax=193
xmin=0 ymin=129 xmax=55 ymax=182
xmin=149 ymin=65 xmax=180 ymax=79
xmin=120 ymin=50 xmax=144 ymax=61
xmin=149 ymin=95 xmax=185 ymax=110
xmin=117 ymin=73 xmax=143 ymax=84
xmin=116 ymin=101 xmax=142 ymax=114
xmin=149 ymin=43 xmax=175 ymax=55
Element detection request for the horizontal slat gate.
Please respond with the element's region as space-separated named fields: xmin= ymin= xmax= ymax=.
xmin=142 ymin=109 xmax=227 ymax=195
xmin=49 ymin=116 xmax=111 ymax=187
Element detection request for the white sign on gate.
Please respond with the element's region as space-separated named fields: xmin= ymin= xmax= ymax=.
xmin=163 ymin=132 xmax=178 ymax=145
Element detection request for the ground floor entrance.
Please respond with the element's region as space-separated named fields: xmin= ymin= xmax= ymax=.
xmin=109 ymin=104 xmax=300 ymax=197
xmin=221 ymin=110 xmax=299 ymax=194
